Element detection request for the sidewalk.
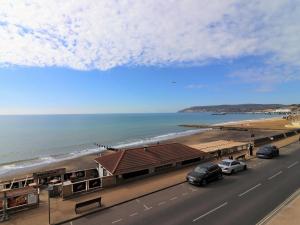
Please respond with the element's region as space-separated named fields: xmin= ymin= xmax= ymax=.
xmin=258 ymin=189 xmax=300 ymax=225
xmin=3 ymin=134 xmax=299 ymax=225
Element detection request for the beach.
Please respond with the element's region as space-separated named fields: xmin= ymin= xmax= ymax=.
xmin=0 ymin=117 xmax=290 ymax=181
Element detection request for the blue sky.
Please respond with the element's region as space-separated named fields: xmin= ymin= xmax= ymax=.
xmin=0 ymin=1 xmax=299 ymax=114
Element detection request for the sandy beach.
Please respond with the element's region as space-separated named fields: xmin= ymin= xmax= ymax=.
xmin=0 ymin=117 xmax=291 ymax=181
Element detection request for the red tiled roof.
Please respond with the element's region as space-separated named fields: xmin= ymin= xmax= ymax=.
xmin=95 ymin=143 xmax=207 ymax=175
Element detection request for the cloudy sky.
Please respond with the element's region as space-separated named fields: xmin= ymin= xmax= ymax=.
xmin=0 ymin=0 xmax=299 ymax=114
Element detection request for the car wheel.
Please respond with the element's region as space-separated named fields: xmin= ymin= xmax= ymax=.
xmin=244 ymin=165 xmax=247 ymax=170
xmin=231 ymin=169 xmax=235 ymax=175
xmin=201 ymin=179 xmax=207 ymax=186
xmin=218 ymin=173 xmax=223 ymax=180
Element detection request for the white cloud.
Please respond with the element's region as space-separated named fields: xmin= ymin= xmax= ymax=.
xmin=0 ymin=0 xmax=299 ymax=73
xmin=229 ymin=65 xmax=300 ymax=92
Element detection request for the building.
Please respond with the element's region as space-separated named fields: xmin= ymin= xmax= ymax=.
xmin=94 ymin=143 xmax=208 ymax=185
xmin=274 ymin=108 xmax=292 ymax=114
xmin=188 ymin=140 xmax=249 ymax=156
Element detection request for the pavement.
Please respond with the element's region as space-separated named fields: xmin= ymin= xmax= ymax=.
xmin=2 ymin=134 xmax=299 ymax=225
xmin=258 ymin=188 xmax=300 ymax=225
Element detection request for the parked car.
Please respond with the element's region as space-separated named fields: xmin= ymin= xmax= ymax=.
xmin=186 ymin=162 xmax=223 ymax=186
xmin=256 ymin=145 xmax=279 ymax=159
xmin=218 ymin=159 xmax=247 ymax=174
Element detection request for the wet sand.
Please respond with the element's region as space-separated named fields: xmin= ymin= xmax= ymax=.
xmin=0 ymin=117 xmax=291 ymax=181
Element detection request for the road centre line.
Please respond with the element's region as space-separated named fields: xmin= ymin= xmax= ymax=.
xmin=158 ymin=201 xmax=166 ymax=206
xmin=238 ymin=183 xmax=262 ymax=197
xmin=192 ymin=202 xmax=228 ymax=222
xmin=170 ymin=197 xmax=178 ymax=201
xmin=189 ymin=187 xmax=197 ymax=192
xmin=130 ymin=212 xmax=138 ymax=217
xmin=112 ymin=219 xmax=122 ymax=224
xmin=288 ymin=161 xmax=299 ymax=169
xmin=268 ymin=171 xmax=282 ymax=180
xmin=143 ymin=204 xmax=152 ymax=211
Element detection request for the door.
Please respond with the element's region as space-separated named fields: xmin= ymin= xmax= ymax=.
xmin=231 ymin=161 xmax=241 ymax=171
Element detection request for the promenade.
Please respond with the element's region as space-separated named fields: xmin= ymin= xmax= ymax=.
xmin=3 ymin=135 xmax=299 ymax=225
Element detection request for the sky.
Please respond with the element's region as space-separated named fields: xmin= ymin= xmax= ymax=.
xmin=0 ymin=0 xmax=300 ymax=114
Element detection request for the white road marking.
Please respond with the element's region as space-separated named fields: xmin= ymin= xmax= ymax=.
xmin=158 ymin=201 xmax=166 ymax=206
xmin=192 ymin=202 xmax=228 ymax=222
xmin=189 ymin=187 xmax=197 ymax=192
xmin=170 ymin=197 xmax=178 ymax=201
xmin=70 ymin=222 xmax=73 ymax=225
xmin=268 ymin=171 xmax=283 ymax=180
xmin=143 ymin=204 xmax=152 ymax=211
xmin=112 ymin=219 xmax=122 ymax=224
xmin=182 ymin=192 xmax=188 ymax=196
xmin=238 ymin=183 xmax=262 ymax=197
xmin=130 ymin=212 xmax=138 ymax=217
xmin=288 ymin=161 xmax=299 ymax=169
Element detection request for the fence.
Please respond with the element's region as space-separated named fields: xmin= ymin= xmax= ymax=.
xmin=254 ymin=129 xmax=299 ymax=147
xmin=62 ymin=177 xmax=101 ymax=199
xmin=0 ymin=187 xmax=39 ymax=216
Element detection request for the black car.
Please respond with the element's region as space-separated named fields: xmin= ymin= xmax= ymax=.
xmin=186 ymin=162 xmax=223 ymax=186
xmin=256 ymin=145 xmax=279 ymax=159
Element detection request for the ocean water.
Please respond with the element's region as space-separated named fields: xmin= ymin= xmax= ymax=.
xmin=0 ymin=113 xmax=278 ymax=176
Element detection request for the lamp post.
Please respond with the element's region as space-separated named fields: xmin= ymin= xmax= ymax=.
xmin=47 ymin=185 xmax=53 ymax=225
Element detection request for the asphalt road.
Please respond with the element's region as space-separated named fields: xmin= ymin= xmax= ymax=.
xmin=64 ymin=142 xmax=300 ymax=225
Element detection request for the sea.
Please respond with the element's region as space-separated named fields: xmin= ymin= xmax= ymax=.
xmin=0 ymin=113 xmax=279 ymax=176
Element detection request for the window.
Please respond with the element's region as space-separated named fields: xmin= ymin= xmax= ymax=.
xmin=181 ymin=157 xmax=201 ymax=165
xmin=155 ymin=164 xmax=173 ymax=172
xmin=122 ymin=169 xmax=149 ymax=179
xmin=103 ymin=169 xmax=107 ymax=176
xmin=208 ymin=166 xmax=217 ymax=172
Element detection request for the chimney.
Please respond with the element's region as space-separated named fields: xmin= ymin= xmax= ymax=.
xmin=144 ymin=145 xmax=148 ymax=151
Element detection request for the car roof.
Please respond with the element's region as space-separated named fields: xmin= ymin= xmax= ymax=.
xmin=221 ymin=159 xmax=234 ymax=163
xmin=262 ymin=144 xmax=275 ymax=148
xmin=197 ymin=162 xmax=216 ymax=168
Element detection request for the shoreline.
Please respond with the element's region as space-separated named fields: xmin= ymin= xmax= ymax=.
xmin=0 ymin=117 xmax=290 ymax=181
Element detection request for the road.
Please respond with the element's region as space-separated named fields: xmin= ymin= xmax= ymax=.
xmin=64 ymin=142 xmax=300 ymax=225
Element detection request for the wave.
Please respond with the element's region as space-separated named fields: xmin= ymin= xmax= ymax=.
xmin=113 ymin=128 xmax=209 ymax=149
xmin=0 ymin=128 xmax=207 ymax=177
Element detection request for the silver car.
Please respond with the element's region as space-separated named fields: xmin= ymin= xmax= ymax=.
xmin=218 ymin=159 xmax=247 ymax=174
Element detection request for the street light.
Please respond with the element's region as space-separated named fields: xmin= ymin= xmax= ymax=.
xmin=47 ymin=185 xmax=53 ymax=225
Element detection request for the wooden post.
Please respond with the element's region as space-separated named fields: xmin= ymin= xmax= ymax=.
xmin=0 ymin=191 xmax=9 ymax=222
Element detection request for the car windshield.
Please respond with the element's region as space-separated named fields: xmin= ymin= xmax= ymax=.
xmin=259 ymin=147 xmax=272 ymax=153
xmin=194 ymin=166 xmax=207 ymax=173
xmin=220 ymin=161 xmax=231 ymax=166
